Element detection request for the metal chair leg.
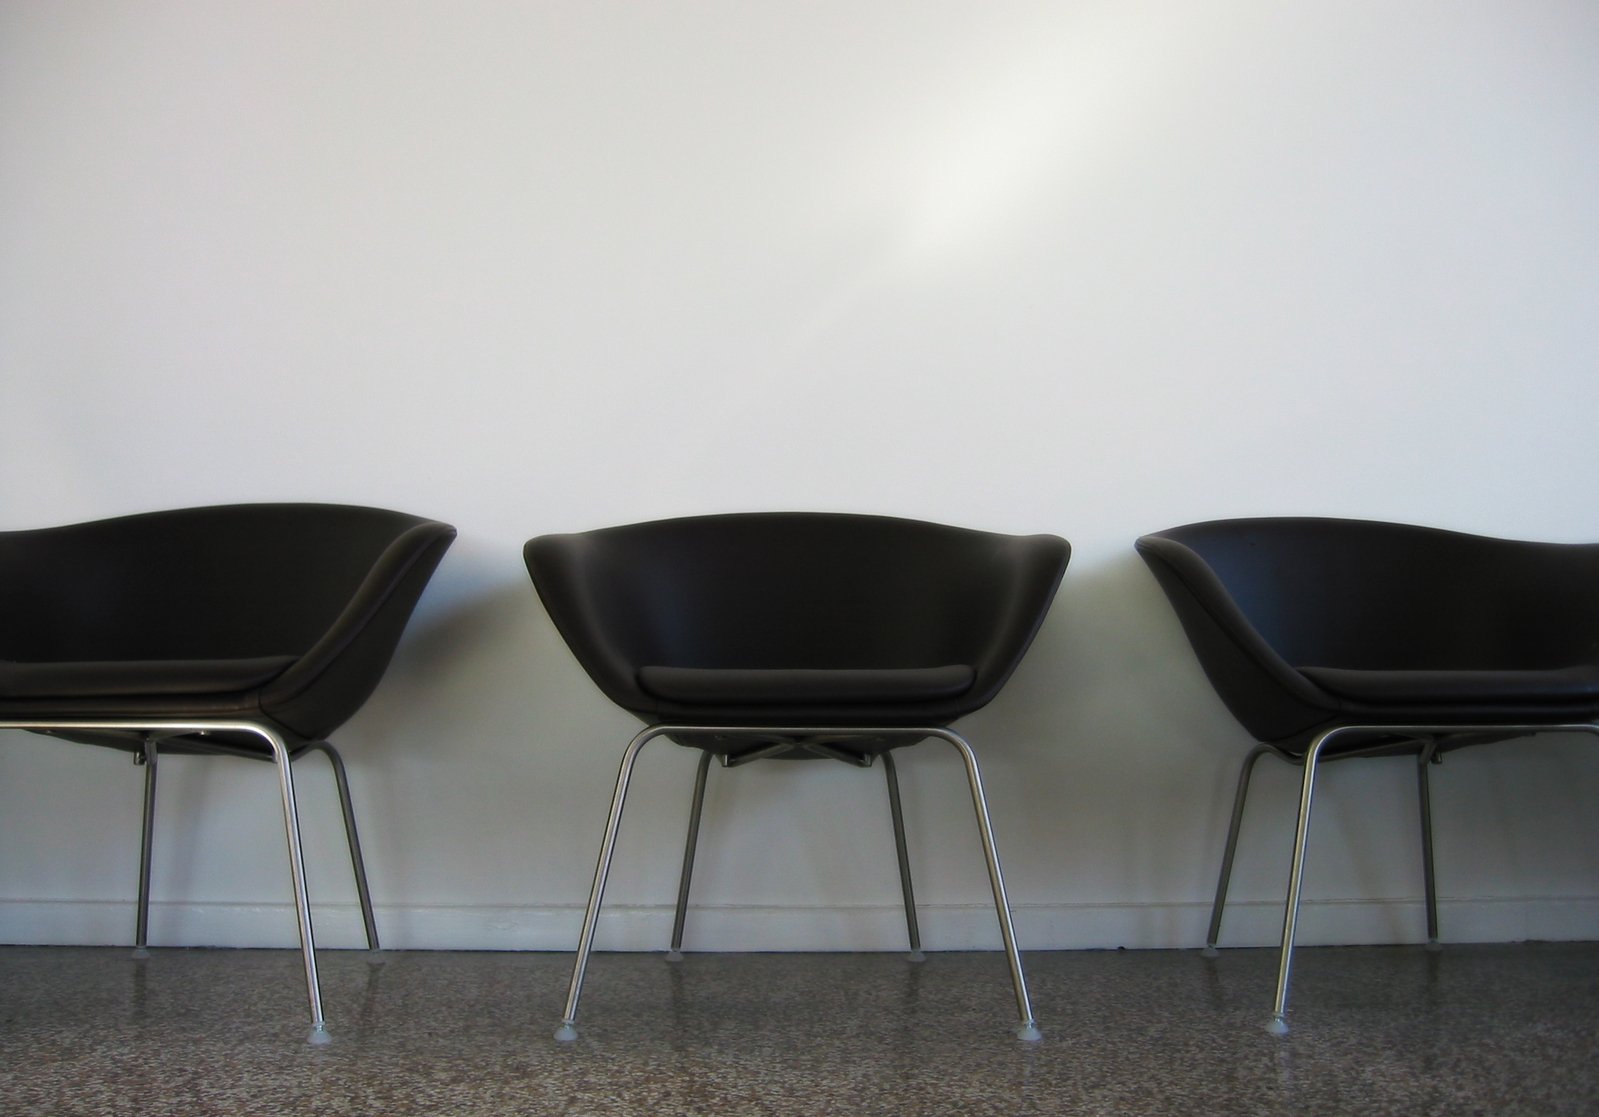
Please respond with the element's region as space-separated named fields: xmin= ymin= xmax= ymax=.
xmin=556 ymin=725 xmax=661 ymax=1042
xmin=881 ymin=751 xmax=923 ymax=961
xmin=133 ymin=737 xmax=159 ymax=959
xmin=1416 ymin=741 xmax=1441 ymax=950
xmin=3 ymin=719 xmax=333 ymax=1043
xmin=1268 ymin=728 xmax=1340 ymax=1035
xmin=304 ymin=740 xmax=380 ymax=953
xmin=255 ymin=725 xmax=331 ymax=1046
xmin=933 ymin=728 xmax=1040 ymax=1041
xmin=668 ymin=749 xmax=714 ymax=961
xmin=1205 ymin=744 xmax=1273 ymax=957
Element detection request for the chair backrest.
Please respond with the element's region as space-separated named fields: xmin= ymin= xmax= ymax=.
xmin=0 ymin=503 xmax=456 ymax=739
xmin=526 ymin=512 xmax=1069 ymax=725
xmin=0 ymin=505 xmax=420 ymax=659
xmin=1137 ymin=517 xmax=1599 ymax=742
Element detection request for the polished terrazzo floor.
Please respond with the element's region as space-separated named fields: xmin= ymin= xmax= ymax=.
xmin=2 ymin=942 xmax=1596 ymax=1115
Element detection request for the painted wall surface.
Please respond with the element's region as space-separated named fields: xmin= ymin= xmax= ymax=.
xmin=2 ymin=1 xmax=1597 ymax=953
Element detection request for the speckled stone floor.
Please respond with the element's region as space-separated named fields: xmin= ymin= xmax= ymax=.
xmin=2 ymin=943 xmax=1596 ymax=1115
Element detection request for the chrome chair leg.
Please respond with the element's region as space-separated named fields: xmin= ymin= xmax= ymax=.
xmin=133 ymin=736 xmax=159 ymax=959
xmin=668 ymin=750 xmax=714 ymax=961
xmin=556 ymin=724 xmax=1039 ymax=1041
xmin=4 ymin=718 xmax=331 ymax=1043
xmin=1252 ymin=722 xmax=1599 ymax=1033
xmin=1268 ymin=728 xmax=1341 ymax=1035
xmin=1205 ymin=744 xmax=1272 ymax=957
xmin=1416 ymin=740 xmax=1441 ymax=950
xmin=933 ymin=728 xmax=1040 ymax=1041
xmin=253 ymin=725 xmax=331 ymax=1046
xmin=881 ymin=751 xmax=923 ymax=961
xmin=556 ymin=725 xmax=660 ymax=1042
xmin=303 ymin=740 xmax=380 ymax=953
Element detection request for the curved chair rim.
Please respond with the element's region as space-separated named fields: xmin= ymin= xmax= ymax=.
xmin=0 ymin=502 xmax=456 ymax=746
xmin=1136 ymin=515 xmax=1599 ymax=751
xmin=526 ymin=510 xmax=1070 ymax=732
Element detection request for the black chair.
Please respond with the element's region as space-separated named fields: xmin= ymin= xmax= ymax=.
xmin=1136 ymin=517 xmax=1599 ymax=1033
xmin=0 ymin=503 xmax=455 ymax=1043
xmin=526 ymin=512 xmax=1069 ymax=1041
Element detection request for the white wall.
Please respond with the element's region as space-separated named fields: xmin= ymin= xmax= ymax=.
xmin=3 ymin=1 xmax=1598 ymax=954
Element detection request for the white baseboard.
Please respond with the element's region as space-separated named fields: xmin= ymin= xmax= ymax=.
xmin=3 ymin=895 xmax=1596 ymax=952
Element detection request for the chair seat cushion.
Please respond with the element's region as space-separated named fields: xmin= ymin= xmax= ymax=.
xmin=0 ymin=656 xmax=297 ymax=699
xmin=1299 ymin=663 xmax=1599 ymax=705
xmin=637 ymin=664 xmax=976 ymax=705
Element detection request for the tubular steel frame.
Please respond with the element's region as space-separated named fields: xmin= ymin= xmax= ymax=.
xmin=554 ymin=724 xmax=1039 ymax=1043
xmin=2 ymin=718 xmax=380 ymax=1045
xmin=1203 ymin=722 xmax=1599 ymax=1034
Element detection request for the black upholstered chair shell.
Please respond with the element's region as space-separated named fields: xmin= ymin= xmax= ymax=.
xmin=1136 ymin=517 xmax=1599 ymax=1032
xmin=0 ymin=503 xmax=455 ymax=1043
xmin=526 ymin=512 xmax=1069 ymax=1041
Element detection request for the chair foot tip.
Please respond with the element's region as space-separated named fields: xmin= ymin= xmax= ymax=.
xmin=1201 ymin=945 xmax=1219 ymax=959
xmin=664 ymin=950 xmax=685 ymax=963
xmin=131 ymin=947 xmax=151 ymax=961
xmin=1424 ymin=939 xmax=1444 ymax=953
xmin=906 ymin=950 xmax=926 ymax=963
xmin=554 ymin=1023 xmax=579 ymax=1042
xmin=308 ymin=1025 xmax=332 ymax=1046
xmin=1015 ymin=1022 xmax=1043 ymax=1042
xmin=1265 ymin=1015 xmax=1289 ymax=1036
